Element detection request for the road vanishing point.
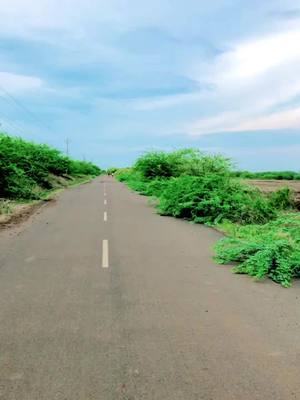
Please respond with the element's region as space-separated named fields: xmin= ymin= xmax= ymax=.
xmin=0 ymin=176 xmax=300 ymax=399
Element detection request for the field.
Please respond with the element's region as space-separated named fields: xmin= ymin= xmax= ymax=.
xmin=247 ymin=179 xmax=300 ymax=206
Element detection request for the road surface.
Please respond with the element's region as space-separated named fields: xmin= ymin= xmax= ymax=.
xmin=0 ymin=176 xmax=300 ymax=399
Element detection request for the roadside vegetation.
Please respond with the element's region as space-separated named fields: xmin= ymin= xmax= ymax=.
xmin=232 ymin=170 xmax=300 ymax=180
xmin=0 ymin=133 xmax=102 ymax=210
xmin=116 ymin=149 xmax=299 ymax=287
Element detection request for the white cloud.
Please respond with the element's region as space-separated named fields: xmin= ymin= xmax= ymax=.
xmin=214 ymin=30 xmax=300 ymax=82
xmin=188 ymin=106 xmax=300 ymax=135
xmin=226 ymin=106 xmax=300 ymax=132
xmin=186 ymin=28 xmax=300 ymax=135
xmin=0 ymin=72 xmax=43 ymax=93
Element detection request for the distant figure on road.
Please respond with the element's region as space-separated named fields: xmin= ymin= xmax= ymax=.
xmin=107 ymin=168 xmax=116 ymax=177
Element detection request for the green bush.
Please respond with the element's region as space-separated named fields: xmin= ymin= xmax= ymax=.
xmin=174 ymin=149 xmax=232 ymax=177
xmin=269 ymin=187 xmax=295 ymax=210
xmin=143 ymin=178 xmax=171 ymax=197
xmin=134 ymin=151 xmax=179 ymax=179
xmin=118 ymin=170 xmax=149 ymax=193
xmin=157 ymin=175 xmax=276 ymax=224
xmin=134 ymin=149 xmax=232 ymax=179
xmin=215 ymin=214 xmax=300 ymax=287
xmin=0 ymin=133 xmax=102 ymax=199
xmin=115 ymin=168 xmax=132 ymax=181
xmin=117 ymin=169 xmax=170 ymax=197
xmin=0 ymin=163 xmax=37 ymax=199
xmin=69 ymin=160 xmax=101 ymax=176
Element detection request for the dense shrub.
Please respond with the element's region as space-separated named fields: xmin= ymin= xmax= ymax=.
xmin=69 ymin=160 xmax=101 ymax=176
xmin=143 ymin=178 xmax=171 ymax=197
xmin=174 ymin=149 xmax=232 ymax=177
xmin=0 ymin=133 xmax=102 ymax=199
xmin=114 ymin=168 xmax=131 ymax=181
xmin=134 ymin=149 xmax=232 ymax=179
xmin=269 ymin=187 xmax=295 ymax=210
xmin=157 ymin=175 xmax=276 ymax=224
xmin=134 ymin=151 xmax=179 ymax=178
xmin=116 ymin=170 xmax=149 ymax=193
xmin=0 ymin=164 xmax=37 ymax=199
xmin=215 ymin=214 xmax=300 ymax=287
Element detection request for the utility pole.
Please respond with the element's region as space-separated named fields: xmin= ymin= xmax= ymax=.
xmin=65 ymin=138 xmax=70 ymax=157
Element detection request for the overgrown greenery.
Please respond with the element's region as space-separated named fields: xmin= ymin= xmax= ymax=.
xmin=215 ymin=214 xmax=300 ymax=287
xmin=232 ymin=170 xmax=300 ymax=180
xmin=156 ymin=176 xmax=277 ymax=225
xmin=116 ymin=149 xmax=299 ymax=287
xmin=0 ymin=133 xmax=102 ymax=200
xmin=134 ymin=149 xmax=232 ymax=178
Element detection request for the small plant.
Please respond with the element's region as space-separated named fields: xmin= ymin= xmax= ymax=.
xmin=0 ymin=199 xmax=12 ymax=215
xmin=269 ymin=187 xmax=295 ymax=210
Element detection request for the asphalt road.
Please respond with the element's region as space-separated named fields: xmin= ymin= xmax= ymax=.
xmin=0 ymin=176 xmax=300 ymax=399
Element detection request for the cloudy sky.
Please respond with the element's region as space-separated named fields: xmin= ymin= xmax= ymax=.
xmin=1 ymin=0 xmax=300 ymax=169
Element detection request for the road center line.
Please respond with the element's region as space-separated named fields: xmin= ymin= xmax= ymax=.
xmin=104 ymin=211 xmax=107 ymax=222
xmin=102 ymin=240 xmax=109 ymax=268
xmin=104 ymin=199 xmax=107 ymax=205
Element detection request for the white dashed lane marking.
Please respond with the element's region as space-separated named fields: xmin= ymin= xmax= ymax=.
xmin=102 ymin=240 xmax=109 ymax=268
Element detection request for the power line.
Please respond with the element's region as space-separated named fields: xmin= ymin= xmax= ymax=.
xmin=0 ymin=120 xmax=17 ymax=136
xmin=0 ymin=83 xmax=51 ymax=133
xmin=0 ymin=97 xmax=43 ymax=136
xmin=0 ymin=109 xmax=26 ymax=136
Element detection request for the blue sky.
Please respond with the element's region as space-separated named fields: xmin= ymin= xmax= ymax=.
xmin=1 ymin=0 xmax=300 ymax=169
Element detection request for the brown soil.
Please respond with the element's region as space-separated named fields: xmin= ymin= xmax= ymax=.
xmin=246 ymin=179 xmax=300 ymax=206
xmin=0 ymin=200 xmax=54 ymax=230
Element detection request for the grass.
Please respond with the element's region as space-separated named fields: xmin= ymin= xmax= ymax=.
xmin=115 ymin=150 xmax=300 ymax=287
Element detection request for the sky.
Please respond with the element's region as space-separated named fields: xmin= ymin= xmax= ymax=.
xmin=0 ymin=0 xmax=300 ymax=170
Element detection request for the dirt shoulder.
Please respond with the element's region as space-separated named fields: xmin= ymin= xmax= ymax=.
xmin=0 ymin=176 xmax=94 ymax=230
xmin=0 ymin=199 xmax=55 ymax=231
